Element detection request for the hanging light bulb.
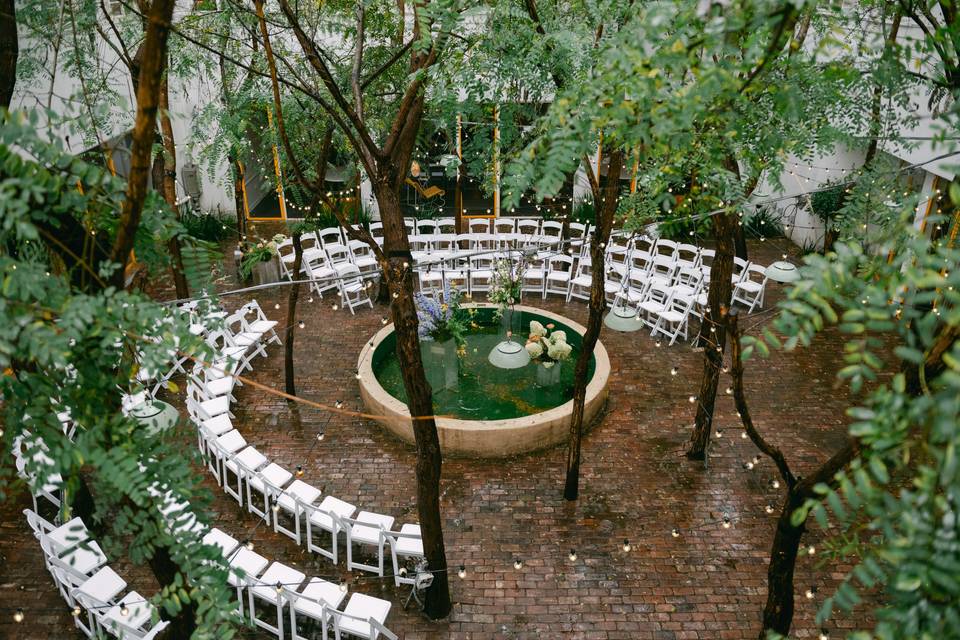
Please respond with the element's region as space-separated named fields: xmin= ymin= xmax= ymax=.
xmin=819 ymin=629 xmax=829 ymax=640
xmin=458 ymin=565 xmax=466 ymax=579
xmin=622 ymin=539 xmax=631 ymax=552
xmin=276 ymin=582 xmax=283 ymax=594
xmin=771 ymin=479 xmax=781 ymax=489
xmin=764 ymin=504 xmax=774 ymax=514
xmin=13 ymin=609 xmax=24 ymax=623
xmin=805 ymin=586 xmax=817 ymax=599
xmin=715 ymin=429 xmax=723 ymax=438
xmin=298 ymin=321 xmax=305 ymax=329
xmin=274 ymin=303 xmax=281 ymax=310
xmin=568 ymin=549 xmax=578 ymax=562
xmin=671 ymin=527 xmax=680 ymax=538
xmin=807 ymin=545 xmax=816 ymax=555
xmin=316 ymin=431 xmax=325 ymax=441
xmin=296 ymin=465 xmax=304 ymax=477
xmin=722 ymin=514 xmax=732 ymax=528
xmin=670 ymin=367 xmax=678 ymax=376
xmin=335 ymin=400 xmax=343 ymax=409
xmin=513 ymin=558 xmax=523 ymax=570
xmin=120 ymin=605 xmax=129 ymax=617
xmin=339 ymin=579 xmax=348 ymax=593
xmin=741 ymin=431 xmax=748 ymax=439
xmin=688 ymin=395 xmax=697 ymax=404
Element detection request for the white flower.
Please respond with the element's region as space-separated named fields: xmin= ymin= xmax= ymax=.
xmin=525 ymin=341 xmax=544 ymax=359
xmin=551 ymin=330 xmax=567 ymax=344
xmin=547 ymin=340 xmax=572 ymax=361
xmin=542 ymin=361 xmax=555 ymax=369
xmin=529 ymin=320 xmax=546 ymax=338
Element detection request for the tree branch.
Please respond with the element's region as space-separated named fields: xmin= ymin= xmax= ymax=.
xmin=728 ymin=309 xmax=797 ymax=487
xmin=351 ymin=0 xmax=365 ymax=121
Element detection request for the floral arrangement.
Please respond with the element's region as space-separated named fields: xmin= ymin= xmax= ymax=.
xmin=488 ymin=257 xmax=525 ymax=317
xmin=240 ymin=234 xmax=285 ymax=279
xmin=415 ymin=282 xmax=470 ymax=347
xmin=525 ymin=320 xmax=573 ymax=367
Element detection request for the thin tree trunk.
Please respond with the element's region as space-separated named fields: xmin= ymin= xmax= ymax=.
xmin=375 ymin=185 xmax=450 ymax=618
xmin=148 ymin=546 xmax=197 ymax=638
xmin=564 ymin=149 xmax=623 ymax=501
xmin=284 ymin=232 xmax=303 ymax=396
xmin=863 ymin=10 xmax=903 ymax=166
xmin=159 ymin=71 xmax=189 ymax=298
xmin=687 ymin=210 xmax=736 ymax=459
xmin=734 ymin=222 xmax=748 ymax=260
xmin=108 ymin=0 xmax=176 ymax=289
xmin=761 ymin=488 xmax=807 ymax=637
xmin=0 ymin=0 xmax=16 ymax=109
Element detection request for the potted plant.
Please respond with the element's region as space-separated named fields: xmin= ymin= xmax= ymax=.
xmin=525 ymin=320 xmax=573 ymax=386
xmin=240 ymin=234 xmax=285 ymax=284
xmin=808 ymin=182 xmax=847 ymax=253
xmin=415 ymin=283 xmax=468 ymax=392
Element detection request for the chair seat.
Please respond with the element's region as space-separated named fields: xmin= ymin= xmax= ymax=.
xmin=338 ymin=593 xmax=392 ymax=638
xmin=249 ymin=320 xmax=278 ymax=333
xmin=736 ymin=280 xmax=763 ymax=293
xmin=204 ymin=376 xmax=235 ymax=397
xmin=293 ymin=578 xmax=346 ymax=619
xmin=310 ymin=495 xmax=357 ymax=531
xmin=394 ymin=523 xmax=423 ymax=556
xmin=200 ymin=395 xmax=231 ymax=417
xmin=657 ymin=310 xmax=686 ymax=323
xmin=547 ymin=273 xmax=571 ymax=282
xmin=202 ymin=527 xmax=239 ymax=558
xmin=226 ymin=447 xmax=267 ymax=475
xmin=228 ymin=548 xmax=269 ymax=588
xmin=351 ymin=511 xmax=395 ymax=545
xmin=78 ymin=566 xmax=127 ymax=603
xmin=249 ymin=463 xmax=293 ymax=493
xmin=203 ymin=414 xmax=234 ymax=437
xmin=310 ymin=266 xmax=336 ymax=279
xmin=251 ymin=562 xmax=305 ymax=601
xmin=217 ymin=429 xmax=247 ymax=454
xmin=232 ymin=331 xmax=263 ymax=348
xmin=102 ymin=590 xmax=154 ymax=633
xmin=278 ymin=480 xmax=321 ymax=513
xmin=639 ymin=301 xmax=667 ymax=314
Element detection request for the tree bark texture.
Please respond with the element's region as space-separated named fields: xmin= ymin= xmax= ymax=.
xmin=0 ymin=0 xmax=16 ymax=109
xmin=376 ymin=185 xmax=451 ymax=618
xmin=564 ymin=149 xmax=623 ymax=501
xmin=159 ymin=72 xmax=189 ymax=298
xmin=863 ymin=10 xmax=903 ymax=166
xmin=109 ymin=0 xmax=176 ymax=289
xmin=284 ymin=232 xmax=303 ymax=396
xmin=687 ymin=210 xmax=736 ymax=459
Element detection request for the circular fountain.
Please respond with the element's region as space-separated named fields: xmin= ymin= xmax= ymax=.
xmin=357 ymin=303 xmax=610 ymax=457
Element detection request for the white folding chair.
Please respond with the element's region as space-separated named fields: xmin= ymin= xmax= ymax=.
xmin=522 ymin=255 xmax=547 ymax=296
xmin=651 ymin=288 xmax=696 ymax=345
xmin=386 ymin=524 xmax=424 ymax=587
xmin=247 ymin=561 xmax=306 ymax=638
xmin=566 ymin=257 xmax=595 ymax=302
xmin=285 ymin=578 xmax=346 ymax=640
xmin=327 ymin=593 xmax=397 ymax=640
xmin=345 ymin=511 xmax=395 ymax=576
xmin=544 ymin=255 xmax=574 ymax=298
xmin=337 ymin=264 xmax=374 ymax=314
xmin=436 ymin=217 xmax=457 ymax=234
xmin=223 ymin=446 xmax=268 ymax=505
xmin=415 ymin=219 xmax=437 ymax=235
xmin=637 ymin=283 xmax=674 ymax=331
xmin=468 ymin=254 xmax=494 ymax=294
xmin=732 ymin=263 xmax=769 ymax=312
xmin=494 ymin=218 xmax=516 ymax=235
xmin=468 ymin=218 xmax=490 ymax=234
xmin=304 ymin=496 xmax=358 ymax=564
xmin=731 ymin=256 xmax=751 ymax=284
xmin=305 ymin=252 xmax=339 ymax=299
xmin=247 ymin=463 xmax=294 ymax=524
xmin=348 ymin=239 xmax=379 ymax=274
xmin=274 ymin=480 xmax=322 ymax=545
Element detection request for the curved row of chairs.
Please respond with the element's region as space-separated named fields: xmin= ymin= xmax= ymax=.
xmin=188 ymin=299 xmax=429 ymax=638
xmin=15 ymin=301 xmax=405 ymax=639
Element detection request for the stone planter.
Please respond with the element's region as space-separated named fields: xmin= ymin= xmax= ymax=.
xmin=421 ymin=338 xmax=459 ymax=392
xmin=535 ymin=361 xmax=563 ymax=387
xmin=252 ymin=258 xmax=280 ymax=285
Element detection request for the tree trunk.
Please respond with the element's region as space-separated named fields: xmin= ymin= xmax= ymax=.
xmin=108 ymin=0 xmax=176 ymax=289
xmin=564 ymin=149 xmax=623 ymax=501
xmin=734 ymin=221 xmax=748 ymax=260
xmin=148 ymin=545 xmax=197 ymax=639
xmin=284 ymin=232 xmax=303 ymax=396
xmin=761 ymin=488 xmax=806 ymax=638
xmin=687 ymin=210 xmax=736 ymax=460
xmin=863 ymin=10 xmax=903 ymax=166
xmin=376 ymin=185 xmax=451 ymax=618
xmin=230 ymin=156 xmax=246 ymax=241
xmin=159 ymin=71 xmax=189 ymax=298
xmin=0 ymin=0 xmax=16 ymax=109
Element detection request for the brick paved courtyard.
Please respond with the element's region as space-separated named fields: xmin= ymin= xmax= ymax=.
xmin=0 ymin=240 xmax=880 ymax=639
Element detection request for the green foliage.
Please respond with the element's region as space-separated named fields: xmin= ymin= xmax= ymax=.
xmin=180 ymin=210 xmax=237 ymax=242
xmin=0 ymin=114 xmax=239 ymax=638
xmin=747 ymin=177 xmax=960 ymax=637
xmin=808 ymin=182 xmax=847 ymax=223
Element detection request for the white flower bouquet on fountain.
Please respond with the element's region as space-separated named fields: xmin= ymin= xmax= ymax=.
xmin=525 ymin=320 xmax=573 ymax=386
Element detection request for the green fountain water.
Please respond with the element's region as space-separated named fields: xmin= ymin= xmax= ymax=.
xmin=372 ymin=307 xmax=595 ymax=421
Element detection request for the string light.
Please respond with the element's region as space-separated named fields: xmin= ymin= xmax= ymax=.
xmin=670 ymin=367 xmax=678 ymax=376
xmin=298 ymin=321 xmax=305 ymax=329
xmin=339 ymin=578 xmax=348 ymax=593
xmin=671 ymin=527 xmax=680 ymax=538
xmin=296 ymin=465 xmax=304 ymax=477
xmin=771 ymin=479 xmax=781 ymax=489
xmin=13 ymin=608 xmax=23 ymax=623
xmin=458 ymin=565 xmax=466 ymax=579
xmin=721 ymin=514 xmax=731 ymax=529
xmin=513 ymin=558 xmax=523 ymax=570
xmin=764 ymin=504 xmax=775 ymax=514
xmin=807 ymin=545 xmax=816 ymax=555
xmin=805 ymin=586 xmax=817 ymax=599
xmin=715 ymin=429 xmax=723 ymax=438
xmin=688 ymin=395 xmax=697 ymax=403
xmin=568 ymin=549 xmax=578 ymax=561
xmin=120 ymin=605 xmax=129 ymax=617
xmin=819 ymin=629 xmax=829 ymax=640
xmin=622 ymin=539 xmax=631 ymax=552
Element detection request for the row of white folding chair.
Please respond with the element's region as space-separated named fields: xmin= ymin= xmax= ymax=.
xmin=25 ymin=509 xmax=167 ymax=639
xmin=192 ymin=323 xmax=424 ymax=582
